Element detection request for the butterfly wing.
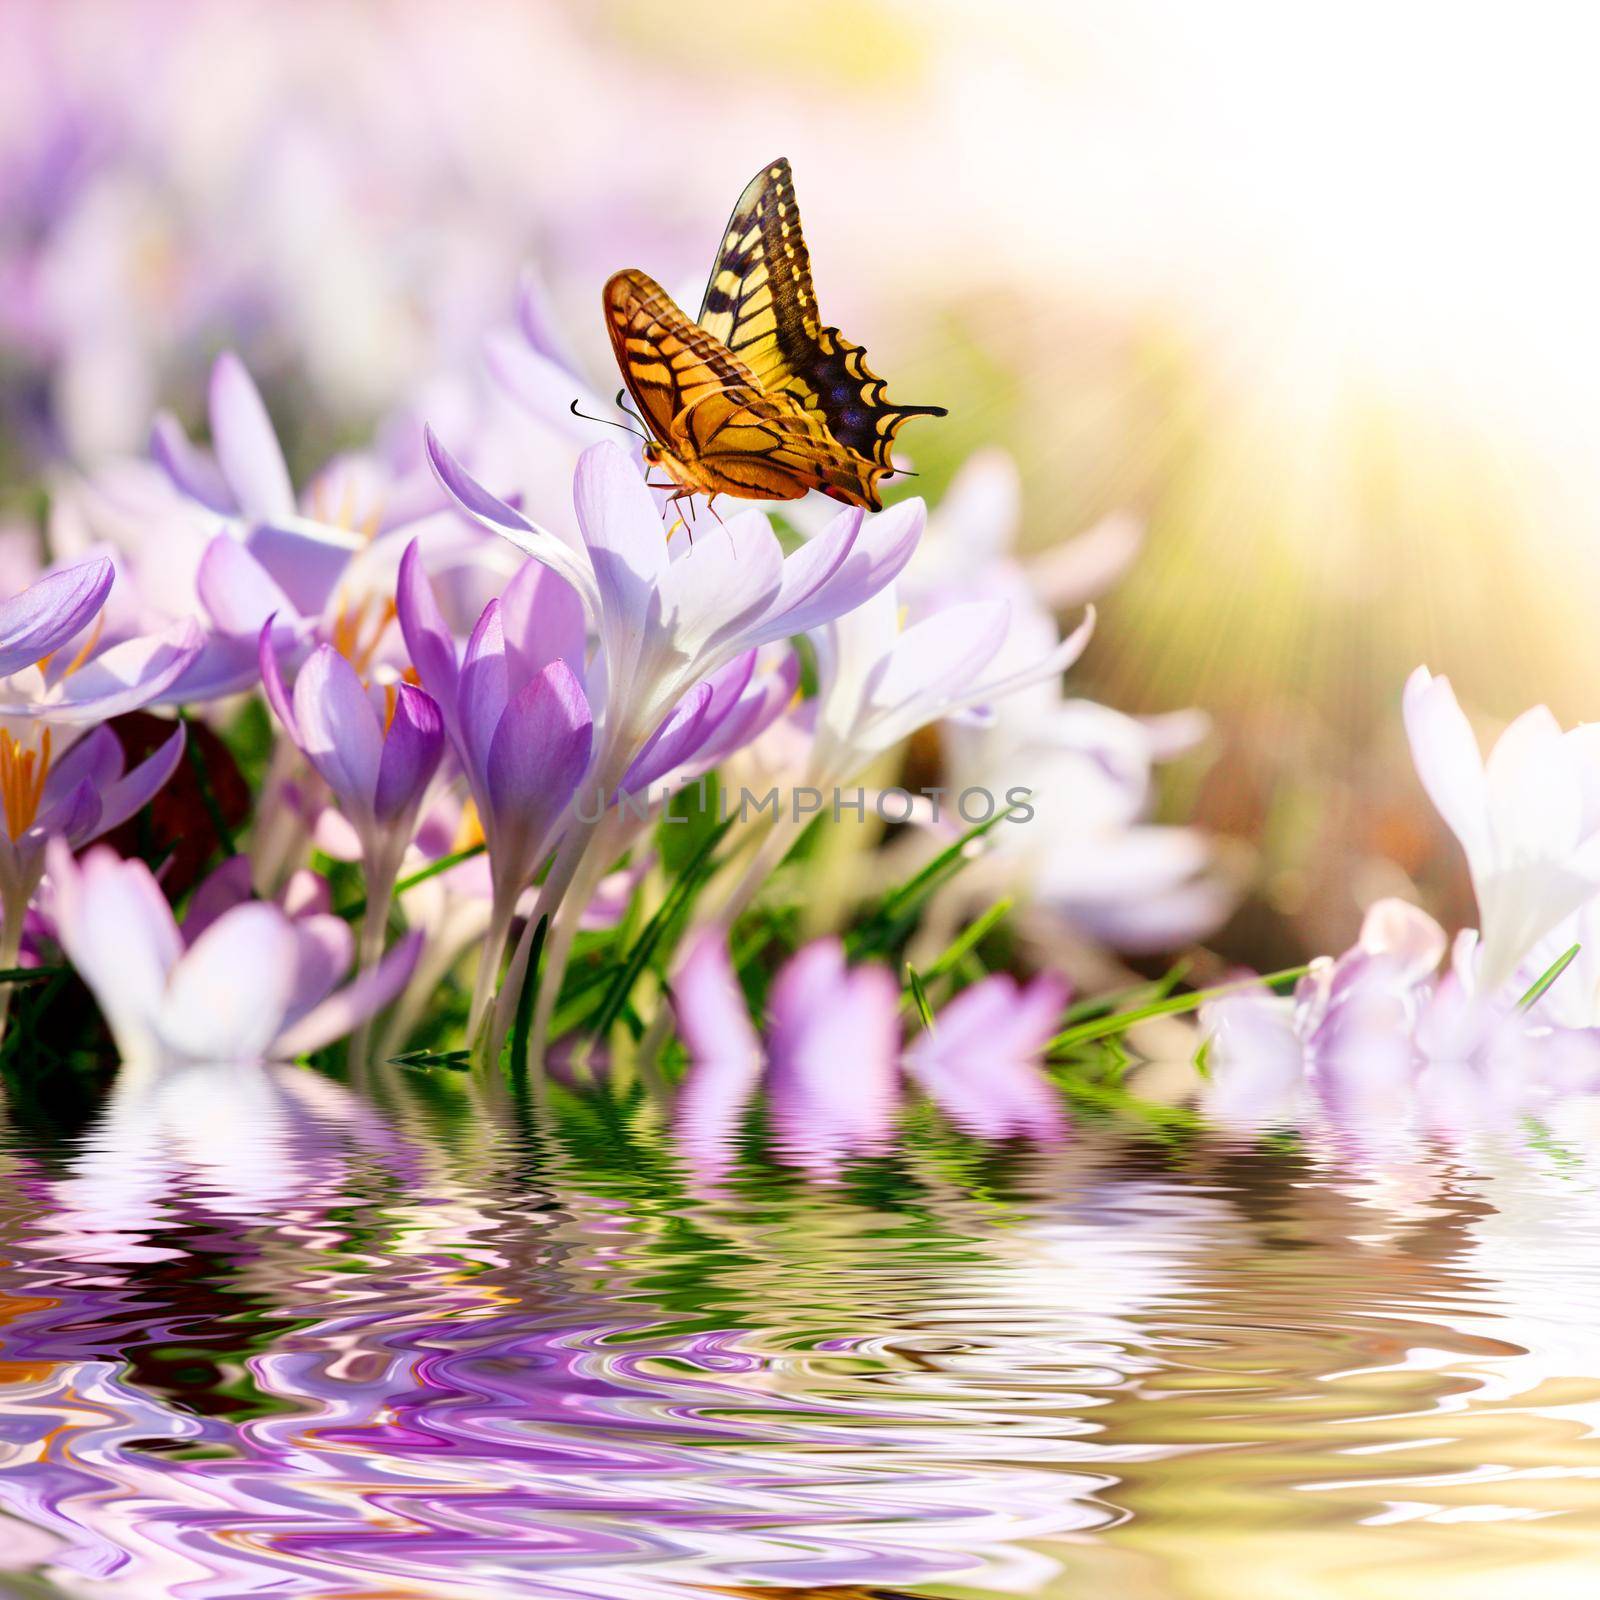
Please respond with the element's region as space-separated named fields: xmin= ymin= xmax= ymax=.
xmin=604 ymin=269 xmax=877 ymax=506
xmin=697 ymin=157 xmax=946 ymax=506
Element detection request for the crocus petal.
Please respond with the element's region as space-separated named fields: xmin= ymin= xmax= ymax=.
xmin=395 ymin=539 xmax=460 ymax=722
xmin=47 ymin=841 xmax=180 ymax=1070
xmin=1358 ymin=897 xmax=1448 ymax=985
xmin=687 ymin=650 xmax=800 ymax=773
xmin=42 ymin=724 xmax=124 ymax=802
xmin=292 ymin=645 xmax=383 ymax=813
xmin=0 ymin=558 xmax=113 ymax=678
xmin=866 ymin=602 xmax=1012 ymax=728
xmin=157 ymin=902 xmax=301 ymax=1062
xmin=750 ymin=498 xmax=925 ymax=646
xmin=484 ymin=660 xmax=594 ymax=838
xmin=149 ymin=412 xmax=235 ymax=513
xmin=257 ymin=616 xmax=299 ymax=743
xmin=244 ymin=520 xmax=363 ymax=620
xmin=501 ymin=556 xmax=588 ymax=688
xmin=182 ymin=855 xmax=255 ymax=945
xmin=574 ymin=439 xmax=669 ymax=688
xmin=426 ymin=427 xmax=599 ymax=617
xmin=620 ymin=682 xmax=716 ymax=796
xmin=275 ymin=929 xmax=423 ymax=1058
xmin=1484 ymin=704 xmax=1582 ymax=861
xmin=282 ymin=913 xmax=357 ymax=1025
xmin=654 ymin=512 xmax=785 ymax=657
xmin=31 ymin=620 xmax=202 ymax=723
xmin=457 ymin=600 xmax=508 ymax=790
xmin=40 ymin=778 xmax=103 ymax=849
xmin=197 ymin=536 xmax=296 ymax=636
xmin=209 ymin=351 xmax=295 ymax=521
xmin=674 ymin=928 xmax=762 ymax=1061
xmin=373 ymin=684 xmax=445 ymax=824
xmin=1199 ymin=992 xmax=1308 ymax=1127
xmin=90 ymin=724 xmax=186 ymax=837
xmin=1402 ymin=667 xmax=1489 ymax=863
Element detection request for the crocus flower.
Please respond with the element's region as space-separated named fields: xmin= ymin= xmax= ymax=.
xmin=258 ymin=624 xmax=445 ymax=977
xmin=47 ymin=841 xmax=422 ymax=1073
xmin=674 ymin=932 xmax=1069 ymax=1176
xmin=428 ymin=435 xmax=924 ymax=1059
xmin=1403 ymin=666 xmax=1600 ymax=992
xmin=395 ymin=540 xmax=593 ymax=1030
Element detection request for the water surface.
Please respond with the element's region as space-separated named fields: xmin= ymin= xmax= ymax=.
xmin=3 ymin=1064 xmax=1600 ymax=1598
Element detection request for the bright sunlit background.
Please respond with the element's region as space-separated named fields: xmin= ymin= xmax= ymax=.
xmin=4 ymin=0 xmax=1598 ymax=966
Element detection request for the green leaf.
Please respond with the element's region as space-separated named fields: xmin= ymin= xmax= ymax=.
xmin=920 ymin=896 xmax=1014 ymax=984
xmin=389 ymin=1048 xmax=472 ymax=1072
xmin=508 ymin=914 xmax=550 ymax=1074
xmin=846 ymin=796 xmax=1029 ymax=959
xmin=905 ymin=964 xmax=935 ymax=1032
xmin=1046 ymin=964 xmax=1311 ymax=1058
xmin=1519 ymin=943 xmax=1580 ymax=1010
xmin=0 ymin=966 xmax=65 ymax=986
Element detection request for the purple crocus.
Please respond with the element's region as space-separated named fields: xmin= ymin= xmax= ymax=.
xmin=0 ymin=557 xmax=197 ymax=987
xmin=257 ymin=622 xmax=444 ymax=985
xmin=395 ymin=540 xmax=593 ymax=1032
xmin=427 ymin=435 xmax=924 ymax=1062
xmin=47 ymin=841 xmax=422 ymax=1074
xmin=674 ymin=932 xmax=1069 ymax=1177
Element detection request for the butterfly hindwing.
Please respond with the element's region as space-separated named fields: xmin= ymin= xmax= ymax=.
xmin=604 ymin=269 xmax=878 ymax=506
xmin=697 ymin=157 xmax=946 ymax=505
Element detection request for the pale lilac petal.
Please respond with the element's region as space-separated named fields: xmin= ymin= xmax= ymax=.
xmin=1357 ymin=897 xmax=1448 ymax=985
xmin=48 ymin=841 xmax=180 ymax=1067
xmin=280 ymin=868 xmax=332 ymax=918
xmin=90 ymin=724 xmax=186 ymax=836
xmin=750 ymin=498 xmax=924 ymax=645
xmin=182 ymin=855 xmax=254 ymax=944
xmin=484 ymin=660 xmax=593 ymax=833
xmin=866 ymin=602 xmax=1011 ymax=721
xmin=257 ymin=616 xmax=299 ymax=742
xmin=965 ymin=606 xmax=1096 ymax=704
xmin=0 ymin=558 xmax=113 ymax=678
xmin=621 ymin=682 xmax=716 ymax=795
xmin=244 ymin=520 xmax=361 ymax=619
xmin=196 ymin=536 xmax=295 ymax=635
xmin=654 ymin=513 xmax=785 ymax=655
xmin=766 ymin=941 xmax=901 ymax=1165
xmin=574 ymin=439 xmax=668 ymax=681
xmin=158 ymin=902 xmax=300 ymax=1062
xmin=31 ymin=620 xmax=202 ymax=723
xmin=39 ymin=778 xmax=102 ymax=848
xmin=675 ymin=928 xmax=763 ymax=1061
xmin=150 ymin=411 xmax=234 ymax=513
xmin=282 ymin=913 xmax=356 ymax=1024
xmin=457 ymin=600 xmax=508 ymax=788
xmin=373 ymin=684 xmax=445 ymax=823
xmin=292 ymin=645 xmax=383 ymax=811
xmin=42 ymin=723 xmax=124 ymax=801
xmin=1027 ymin=510 xmax=1144 ymax=608
xmin=515 ymin=262 xmax=582 ymax=372
xmin=426 ymin=427 xmax=599 ymax=613
xmin=209 ymin=351 xmax=295 ymax=520
xmin=502 ymin=557 xmax=587 ymax=688
xmin=1484 ymin=704 xmax=1582 ymax=859
xmin=1402 ymin=667 xmax=1489 ymax=862
xmin=1200 ymin=992 xmax=1308 ymax=1127
xmin=395 ymin=539 xmax=460 ymax=719
xmin=688 ymin=650 xmax=800 ymax=772
xmin=275 ymin=929 xmax=423 ymax=1058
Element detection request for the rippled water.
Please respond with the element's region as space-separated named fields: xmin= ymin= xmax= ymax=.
xmin=4 ymin=1066 xmax=1600 ymax=1598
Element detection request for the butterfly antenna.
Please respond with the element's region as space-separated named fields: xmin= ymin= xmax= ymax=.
xmin=569 ymin=398 xmax=647 ymax=441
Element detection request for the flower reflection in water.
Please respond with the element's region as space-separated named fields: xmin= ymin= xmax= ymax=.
xmin=4 ymin=1073 xmax=1600 ymax=1597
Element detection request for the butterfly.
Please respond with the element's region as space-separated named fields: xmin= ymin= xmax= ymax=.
xmin=603 ymin=157 xmax=945 ymax=514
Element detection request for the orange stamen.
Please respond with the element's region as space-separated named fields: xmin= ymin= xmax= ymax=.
xmin=36 ymin=613 xmax=106 ymax=682
xmin=451 ymin=799 xmax=486 ymax=853
xmin=0 ymin=728 xmax=52 ymax=839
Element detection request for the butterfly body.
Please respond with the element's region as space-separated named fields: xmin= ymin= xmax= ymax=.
xmin=604 ymin=158 xmax=945 ymax=514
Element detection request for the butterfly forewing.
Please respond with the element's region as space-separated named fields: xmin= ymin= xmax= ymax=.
xmin=697 ymin=157 xmax=946 ymax=499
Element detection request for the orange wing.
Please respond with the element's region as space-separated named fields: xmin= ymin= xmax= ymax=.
xmin=604 ymin=269 xmax=878 ymax=506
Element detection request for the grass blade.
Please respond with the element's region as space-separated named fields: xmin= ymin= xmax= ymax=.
xmin=508 ymin=913 xmax=550 ymax=1074
xmin=1519 ymin=943 xmax=1580 ymax=1010
xmin=905 ymin=964 xmax=935 ymax=1032
xmin=921 ymin=896 xmax=1014 ymax=984
xmin=1047 ymin=964 xmax=1311 ymax=1058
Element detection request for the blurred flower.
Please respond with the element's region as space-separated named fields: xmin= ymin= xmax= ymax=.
xmin=1403 ymin=665 xmax=1600 ymax=992
xmin=48 ymin=840 xmax=421 ymax=1072
xmin=674 ymin=931 xmax=1067 ymax=1175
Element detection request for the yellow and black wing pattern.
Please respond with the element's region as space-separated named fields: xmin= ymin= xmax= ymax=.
xmin=604 ymin=269 xmax=877 ymax=505
xmin=696 ymin=157 xmax=945 ymax=505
